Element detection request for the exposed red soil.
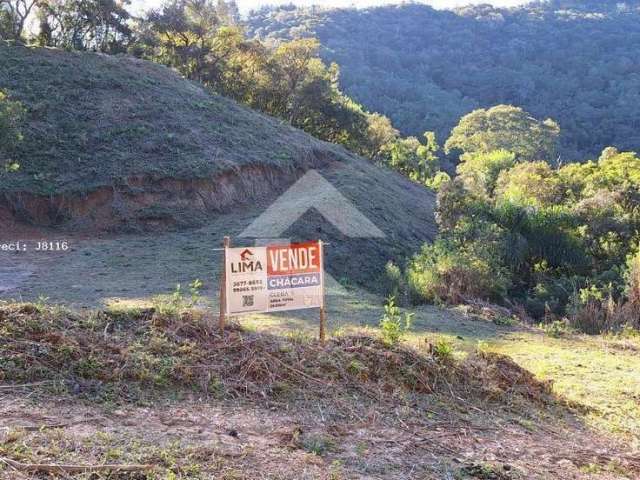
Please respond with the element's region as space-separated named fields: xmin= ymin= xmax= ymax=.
xmin=0 ymin=164 xmax=304 ymax=232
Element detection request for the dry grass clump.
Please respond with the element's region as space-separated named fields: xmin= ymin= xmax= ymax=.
xmin=464 ymin=351 xmax=553 ymax=404
xmin=0 ymin=302 xmax=551 ymax=406
xmin=569 ymin=300 xmax=640 ymax=335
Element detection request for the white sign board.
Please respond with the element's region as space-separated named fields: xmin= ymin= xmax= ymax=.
xmin=225 ymin=241 xmax=324 ymax=315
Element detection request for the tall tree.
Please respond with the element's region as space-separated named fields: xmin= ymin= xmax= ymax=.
xmin=445 ymin=105 xmax=560 ymax=162
xmin=0 ymin=0 xmax=38 ymax=40
xmin=135 ymin=0 xmax=246 ymax=83
xmin=37 ymin=0 xmax=132 ymax=52
xmin=269 ymin=38 xmax=321 ymax=124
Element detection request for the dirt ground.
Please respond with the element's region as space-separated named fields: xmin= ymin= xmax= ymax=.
xmin=1 ymin=387 xmax=637 ymax=480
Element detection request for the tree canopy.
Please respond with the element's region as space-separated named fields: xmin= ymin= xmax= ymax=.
xmin=248 ymin=1 xmax=640 ymax=160
xmin=444 ymin=105 xmax=560 ymax=163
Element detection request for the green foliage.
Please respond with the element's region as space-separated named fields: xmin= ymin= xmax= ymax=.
xmin=625 ymin=249 xmax=640 ymax=306
xmin=445 ymin=105 xmax=560 ymax=162
xmin=407 ymin=235 xmax=511 ymax=305
xmin=135 ymin=1 xmax=242 ymax=82
xmin=406 ymin=131 xmax=640 ymax=324
xmin=36 ymin=0 xmax=132 ymax=52
xmin=382 ymin=261 xmax=403 ymax=301
xmin=497 ymin=204 xmax=587 ymax=272
xmin=364 ymin=112 xmax=399 ymax=159
xmin=558 ymin=148 xmax=640 ymax=199
xmin=0 ymin=89 xmax=25 ymax=173
xmin=378 ymin=131 xmax=445 ymax=186
xmin=152 ymin=279 xmax=203 ymax=316
xmin=0 ymin=8 xmax=11 ymax=39
xmin=431 ymin=336 xmax=454 ymax=362
xmin=379 ymin=296 xmax=412 ymax=346
xmin=188 ymin=278 xmax=203 ymax=305
xmin=302 ymin=434 xmax=334 ymax=456
xmin=456 ymin=149 xmax=516 ymax=197
xmin=247 ymin=3 xmax=639 ymax=159
xmin=541 ymin=320 xmax=571 ymax=338
xmin=0 ymin=0 xmax=38 ymax=40
xmin=152 ymin=285 xmax=184 ymax=317
xmin=495 ymin=161 xmax=564 ymax=207
xmin=427 ymin=170 xmax=451 ymax=191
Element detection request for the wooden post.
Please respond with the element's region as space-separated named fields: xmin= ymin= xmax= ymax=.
xmin=319 ymin=306 xmax=326 ymax=345
xmin=319 ymin=240 xmax=326 ymax=345
xmin=219 ymin=236 xmax=231 ymax=332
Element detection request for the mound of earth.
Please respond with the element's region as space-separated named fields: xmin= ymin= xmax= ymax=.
xmin=1 ymin=303 xmax=637 ymax=479
xmin=0 ymin=44 xmax=436 ymax=287
xmin=0 ymin=303 xmax=552 ymax=405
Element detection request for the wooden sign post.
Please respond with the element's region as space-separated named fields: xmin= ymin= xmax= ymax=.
xmin=219 ymin=236 xmax=230 ymax=332
xmin=319 ymin=240 xmax=327 ymax=345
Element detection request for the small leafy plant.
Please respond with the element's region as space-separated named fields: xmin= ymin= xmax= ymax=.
xmin=152 ymin=279 xmax=204 ymax=316
xmin=541 ymin=319 xmax=571 ymax=338
xmin=379 ymin=296 xmax=413 ymax=346
xmin=188 ymin=279 xmax=203 ymax=306
xmin=302 ymin=434 xmax=335 ymax=456
xmin=432 ymin=337 xmax=454 ymax=361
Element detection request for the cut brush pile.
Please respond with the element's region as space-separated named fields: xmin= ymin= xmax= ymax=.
xmin=0 ymin=303 xmax=551 ymax=407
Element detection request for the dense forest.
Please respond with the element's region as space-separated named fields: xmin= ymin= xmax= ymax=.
xmin=248 ymin=0 xmax=640 ymax=161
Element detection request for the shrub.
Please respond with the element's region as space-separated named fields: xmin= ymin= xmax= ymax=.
xmin=379 ymin=296 xmax=413 ymax=346
xmin=541 ymin=319 xmax=572 ymax=338
xmin=407 ymin=239 xmax=511 ymax=305
xmin=625 ymin=250 xmax=640 ymax=307
xmin=568 ymin=298 xmax=639 ymax=335
xmin=426 ymin=170 xmax=451 ymax=191
xmin=152 ymin=279 xmax=204 ymax=316
xmin=523 ymin=275 xmax=580 ymax=319
xmin=567 ymin=302 xmax=608 ymax=335
xmin=152 ymin=285 xmax=185 ymax=317
xmin=563 ymin=257 xmax=640 ymax=334
xmin=431 ymin=337 xmax=454 ymax=362
xmin=302 ymin=434 xmax=335 ymax=456
xmin=381 ymin=261 xmax=404 ymax=301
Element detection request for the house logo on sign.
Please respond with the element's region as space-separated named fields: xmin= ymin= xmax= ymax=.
xmin=230 ymin=248 xmax=263 ymax=273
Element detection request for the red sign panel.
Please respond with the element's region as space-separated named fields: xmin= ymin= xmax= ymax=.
xmin=267 ymin=241 xmax=321 ymax=276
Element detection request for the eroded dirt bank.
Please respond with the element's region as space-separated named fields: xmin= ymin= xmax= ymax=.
xmin=0 ymin=164 xmax=303 ymax=232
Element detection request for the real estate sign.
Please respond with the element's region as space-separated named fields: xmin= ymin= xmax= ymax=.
xmin=225 ymin=241 xmax=324 ymax=315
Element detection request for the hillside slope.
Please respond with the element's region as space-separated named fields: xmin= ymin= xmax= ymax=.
xmin=0 ymin=44 xmax=344 ymax=196
xmin=0 ymin=44 xmax=437 ymax=287
xmin=248 ymin=1 xmax=640 ymax=160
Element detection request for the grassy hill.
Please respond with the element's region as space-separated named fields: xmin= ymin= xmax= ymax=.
xmin=0 ymin=43 xmax=437 ymax=288
xmin=0 ymin=43 xmax=343 ymax=195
